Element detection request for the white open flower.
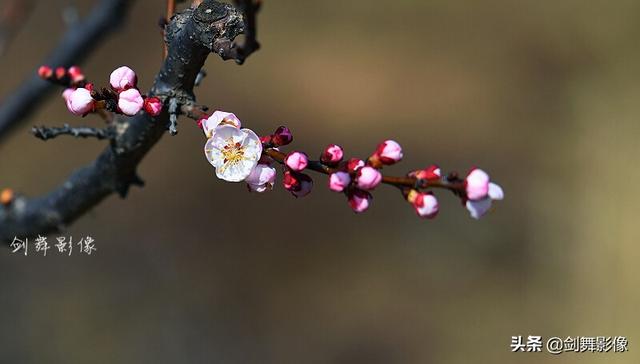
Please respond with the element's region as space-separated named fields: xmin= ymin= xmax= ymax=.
xmin=204 ymin=125 xmax=262 ymax=182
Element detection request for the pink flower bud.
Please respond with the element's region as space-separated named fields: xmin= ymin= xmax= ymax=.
xmin=38 ymin=65 xmax=52 ymax=79
xmin=84 ymin=83 xmax=94 ymax=92
xmin=285 ymin=151 xmax=308 ymax=171
xmin=55 ymin=67 xmax=66 ymax=80
xmin=68 ymin=66 xmax=84 ymax=83
xmin=410 ymin=191 xmax=439 ymax=219
xmin=109 ymin=66 xmax=137 ymax=91
xmin=356 ymin=166 xmax=382 ymax=190
xmin=118 ymin=88 xmax=144 ymax=116
xmin=348 ymin=189 xmax=372 ymax=213
xmin=272 ymin=126 xmax=293 ymax=146
xmin=66 ymin=87 xmax=94 ymax=115
xmin=465 ymin=168 xmax=490 ymax=201
xmin=329 ymin=171 xmax=351 ymax=192
xmin=374 ymin=140 xmax=403 ymax=165
xmin=143 ymin=97 xmax=163 ymax=116
xmin=320 ymin=144 xmax=344 ymax=165
xmin=347 ymin=158 xmax=365 ymax=173
xmin=246 ymin=164 xmax=277 ymax=193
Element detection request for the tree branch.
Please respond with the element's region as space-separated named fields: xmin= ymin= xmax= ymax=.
xmin=0 ymin=0 xmax=132 ymax=142
xmin=0 ymin=0 xmax=254 ymax=241
xmin=263 ymin=148 xmax=466 ymax=195
xmin=32 ymin=124 xmax=114 ymax=141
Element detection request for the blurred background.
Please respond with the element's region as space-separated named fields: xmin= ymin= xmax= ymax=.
xmin=1 ymin=0 xmax=639 ymax=363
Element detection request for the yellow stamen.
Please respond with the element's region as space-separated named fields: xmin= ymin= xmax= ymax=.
xmin=219 ymin=139 xmax=246 ymax=173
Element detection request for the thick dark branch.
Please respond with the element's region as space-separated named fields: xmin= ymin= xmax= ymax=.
xmin=0 ymin=0 xmax=252 ymax=241
xmin=32 ymin=124 xmax=114 ymax=141
xmin=0 ymin=0 xmax=132 ymax=142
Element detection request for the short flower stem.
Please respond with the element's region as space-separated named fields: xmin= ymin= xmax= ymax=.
xmin=263 ymin=148 xmax=466 ymax=195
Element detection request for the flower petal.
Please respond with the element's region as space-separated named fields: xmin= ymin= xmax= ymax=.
xmin=466 ymin=198 xmax=492 ymax=219
xmin=488 ymin=182 xmax=504 ymax=200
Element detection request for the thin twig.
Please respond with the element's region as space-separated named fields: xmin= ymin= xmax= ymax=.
xmin=263 ymin=148 xmax=466 ymax=195
xmin=32 ymin=124 xmax=114 ymax=141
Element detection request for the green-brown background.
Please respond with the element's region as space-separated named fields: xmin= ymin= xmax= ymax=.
xmin=0 ymin=1 xmax=638 ymax=363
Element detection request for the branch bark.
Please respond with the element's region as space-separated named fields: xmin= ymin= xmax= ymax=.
xmin=0 ymin=0 xmax=132 ymax=142
xmin=32 ymin=124 xmax=114 ymax=141
xmin=0 ymin=0 xmax=252 ymax=241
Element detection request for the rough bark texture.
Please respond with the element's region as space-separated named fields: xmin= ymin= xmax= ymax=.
xmin=0 ymin=0 xmax=250 ymax=241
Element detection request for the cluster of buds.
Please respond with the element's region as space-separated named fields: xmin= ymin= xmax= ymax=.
xmin=322 ymin=141 xmax=400 ymax=214
xmin=199 ymin=111 xmax=504 ymax=220
xmin=38 ymin=65 xmax=87 ymax=87
xmin=38 ymin=65 xmax=163 ymax=118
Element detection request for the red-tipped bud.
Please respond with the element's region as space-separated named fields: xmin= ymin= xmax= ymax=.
xmin=38 ymin=65 xmax=53 ymax=79
xmin=84 ymin=83 xmax=94 ymax=92
xmin=320 ymin=144 xmax=344 ymax=165
xmin=143 ymin=97 xmax=163 ymax=116
xmin=407 ymin=190 xmax=439 ymax=219
xmin=283 ymin=170 xmax=299 ymax=191
xmin=411 ymin=165 xmax=441 ymax=181
xmin=348 ymin=189 xmax=372 ymax=213
xmin=347 ymin=158 xmax=365 ymax=173
xmin=283 ymin=171 xmax=313 ymax=198
xmin=285 ymin=151 xmax=308 ymax=171
xmin=55 ymin=67 xmax=66 ymax=80
xmin=67 ymin=66 xmax=85 ymax=83
xmin=373 ymin=140 xmax=403 ymax=165
xmin=260 ymin=135 xmax=272 ymax=144
xmin=272 ymin=126 xmax=293 ymax=146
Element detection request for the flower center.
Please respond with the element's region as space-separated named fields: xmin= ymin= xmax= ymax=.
xmin=222 ymin=141 xmax=245 ymax=165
